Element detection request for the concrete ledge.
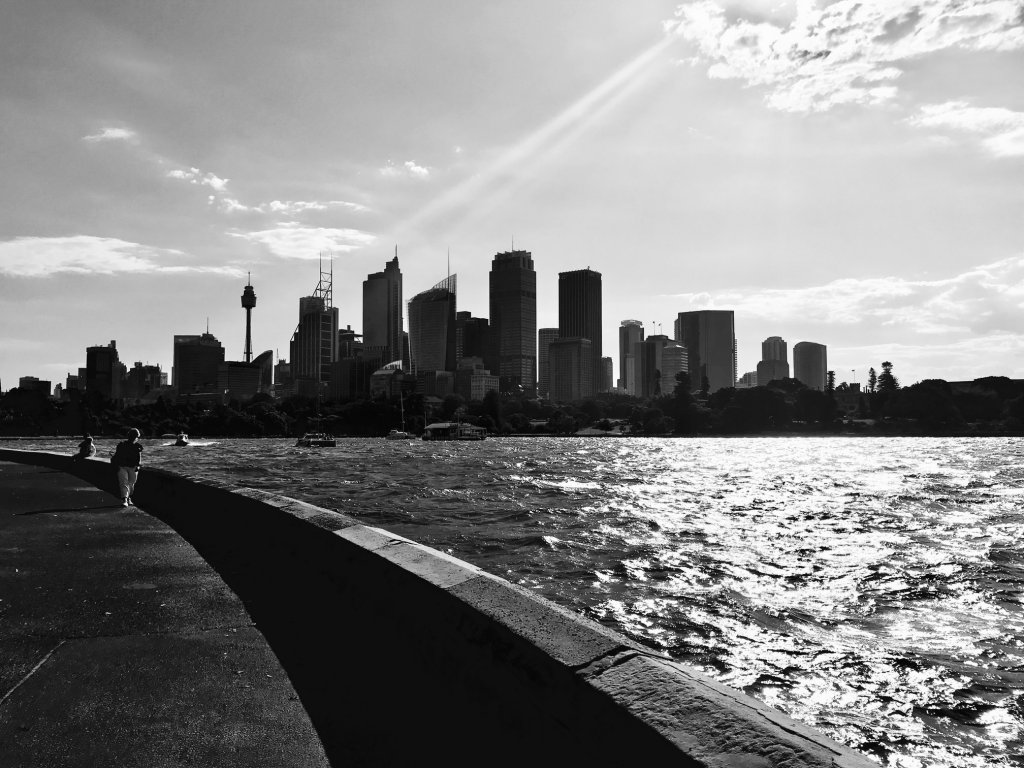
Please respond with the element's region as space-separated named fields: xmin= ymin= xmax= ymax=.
xmin=0 ymin=448 xmax=873 ymax=767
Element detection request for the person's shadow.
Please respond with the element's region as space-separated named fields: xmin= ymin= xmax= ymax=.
xmin=16 ymin=503 xmax=125 ymax=516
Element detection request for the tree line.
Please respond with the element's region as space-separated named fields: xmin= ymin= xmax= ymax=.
xmin=2 ymin=363 xmax=1022 ymax=437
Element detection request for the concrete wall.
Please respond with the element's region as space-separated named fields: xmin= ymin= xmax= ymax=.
xmin=0 ymin=448 xmax=872 ymax=768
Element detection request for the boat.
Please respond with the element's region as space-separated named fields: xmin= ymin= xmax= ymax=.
xmin=295 ymin=432 xmax=337 ymax=448
xmin=174 ymin=433 xmax=190 ymax=447
xmin=385 ymin=392 xmax=415 ymax=439
xmin=421 ymin=421 xmax=487 ymax=441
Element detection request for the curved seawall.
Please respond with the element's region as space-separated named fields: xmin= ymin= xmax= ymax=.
xmin=0 ymin=448 xmax=872 ymax=767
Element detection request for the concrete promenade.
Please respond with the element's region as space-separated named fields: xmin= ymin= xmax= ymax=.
xmin=0 ymin=461 xmax=328 ymax=767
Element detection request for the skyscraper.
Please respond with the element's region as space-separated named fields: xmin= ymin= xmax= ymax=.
xmin=673 ymin=310 xmax=736 ymax=394
xmin=618 ymin=320 xmax=644 ymax=395
xmin=173 ymin=333 xmax=224 ymax=394
xmin=757 ymin=335 xmax=789 ymax=385
xmin=793 ymin=341 xmax=828 ymax=391
xmin=408 ymin=275 xmax=457 ymax=375
xmin=537 ymin=327 xmax=559 ymax=400
xmin=86 ymin=340 xmax=124 ymax=399
xmin=241 ymin=276 xmax=257 ymax=363
xmin=456 ymin=312 xmax=490 ymax=365
xmin=558 ymin=268 xmax=602 ymax=398
xmin=548 ymin=337 xmax=593 ymax=403
xmin=289 ymin=265 xmax=339 ymax=398
xmin=362 ymin=253 xmax=404 ymax=367
xmin=488 ymin=250 xmax=537 ymax=395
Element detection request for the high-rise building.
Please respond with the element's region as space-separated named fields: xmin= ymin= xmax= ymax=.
xmin=173 ymin=333 xmax=224 ymax=394
xmin=537 ymin=328 xmax=559 ymax=400
xmin=290 ymin=266 xmax=339 ymax=398
xmin=408 ymin=275 xmax=457 ymax=376
xmin=86 ymin=340 xmax=125 ymax=399
xmin=557 ymin=269 xmax=602 ymax=398
xmin=618 ymin=320 xmax=644 ymax=395
xmin=549 ymin=337 xmax=593 ymax=403
xmin=18 ymin=376 xmax=51 ymax=395
xmin=362 ymin=254 xmax=404 ymax=367
xmin=125 ymin=363 xmax=162 ymax=400
xmin=635 ymin=335 xmax=688 ymax=398
xmin=601 ymin=357 xmax=613 ymax=393
xmin=488 ymin=250 xmax=537 ymax=395
xmin=673 ymin=310 xmax=736 ymax=394
xmin=793 ymin=341 xmax=828 ymax=391
xmin=757 ymin=335 xmax=790 ymax=386
xmin=456 ymin=312 xmax=490 ymax=365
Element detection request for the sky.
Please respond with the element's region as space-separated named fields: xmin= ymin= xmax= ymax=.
xmin=1 ymin=0 xmax=1022 ymax=393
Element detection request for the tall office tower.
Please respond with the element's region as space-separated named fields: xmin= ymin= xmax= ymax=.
xmin=125 ymin=363 xmax=162 ymax=400
xmin=557 ymin=268 xmax=602 ymax=398
xmin=488 ymin=250 xmax=537 ymax=395
xmin=289 ymin=265 xmax=340 ymax=397
xmin=86 ymin=340 xmax=125 ymax=399
xmin=173 ymin=333 xmax=224 ymax=394
xmin=549 ymin=337 xmax=593 ymax=403
xmin=635 ymin=335 xmax=687 ymax=398
xmin=793 ymin=341 xmax=828 ymax=391
xmin=18 ymin=376 xmax=51 ymax=395
xmin=601 ymin=357 xmax=613 ymax=393
xmin=673 ymin=310 xmax=736 ymax=394
xmin=757 ymin=335 xmax=790 ymax=386
xmin=241 ymin=276 xmax=257 ymax=363
xmin=618 ymin=320 xmax=644 ymax=394
xmin=456 ymin=312 xmax=490 ymax=365
xmin=408 ymin=275 xmax=457 ymax=376
xmin=537 ymin=327 xmax=559 ymax=400
xmin=362 ymin=253 xmax=404 ymax=366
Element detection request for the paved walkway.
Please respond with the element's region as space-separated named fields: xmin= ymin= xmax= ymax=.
xmin=0 ymin=461 xmax=329 ymax=768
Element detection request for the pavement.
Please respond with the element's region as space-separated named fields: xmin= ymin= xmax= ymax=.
xmin=0 ymin=461 xmax=329 ymax=768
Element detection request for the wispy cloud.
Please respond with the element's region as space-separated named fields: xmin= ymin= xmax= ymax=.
xmin=228 ymin=223 xmax=376 ymax=259
xmin=82 ymin=127 xmax=137 ymax=143
xmin=667 ymin=1 xmax=1024 ymax=112
xmin=668 ymin=255 xmax=1024 ymax=336
xmin=380 ymin=160 xmax=430 ymax=179
xmin=167 ymin=166 xmax=229 ymax=192
xmin=907 ymin=102 xmax=1024 ymax=157
xmin=0 ymin=236 xmax=244 ymax=277
xmin=262 ymin=199 xmax=369 ymax=215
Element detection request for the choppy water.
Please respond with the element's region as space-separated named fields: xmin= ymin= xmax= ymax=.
xmin=14 ymin=436 xmax=1024 ymax=766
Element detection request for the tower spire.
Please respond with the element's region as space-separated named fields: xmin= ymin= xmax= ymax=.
xmin=241 ymin=274 xmax=257 ymax=363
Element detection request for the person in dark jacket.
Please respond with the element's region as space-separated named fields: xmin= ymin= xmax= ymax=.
xmin=72 ymin=434 xmax=96 ymax=462
xmin=112 ymin=428 xmax=143 ymax=507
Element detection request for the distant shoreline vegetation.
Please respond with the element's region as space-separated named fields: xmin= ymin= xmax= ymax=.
xmin=2 ymin=374 xmax=1022 ymax=439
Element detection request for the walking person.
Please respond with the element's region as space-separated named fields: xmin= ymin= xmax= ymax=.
xmin=112 ymin=427 xmax=143 ymax=507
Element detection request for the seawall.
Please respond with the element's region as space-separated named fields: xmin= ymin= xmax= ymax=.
xmin=0 ymin=448 xmax=873 ymax=767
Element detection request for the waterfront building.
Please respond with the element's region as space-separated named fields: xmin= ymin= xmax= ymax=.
xmin=488 ymin=250 xmax=537 ymax=395
xmin=548 ymin=337 xmax=593 ymax=403
xmin=86 ymin=340 xmax=126 ymax=400
xmin=362 ymin=254 xmax=404 ymax=367
xmin=557 ymin=269 xmax=602 ymax=398
xmin=408 ymin=275 xmax=457 ymax=376
xmin=618 ymin=320 xmax=644 ymax=395
xmin=537 ymin=328 xmax=559 ymax=400
xmin=794 ymin=341 xmax=828 ymax=391
xmin=290 ymin=266 xmax=340 ymax=398
xmin=456 ymin=312 xmax=490 ymax=366
xmin=173 ymin=333 xmax=224 ymax=395
xmin=673 ymin=310 xmax=736 ymax=394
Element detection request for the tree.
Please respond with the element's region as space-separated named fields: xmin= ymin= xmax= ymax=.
xmin=867 ymin=368 xmax=877 ymax=394
xmin=826 ymin=370 xmax=836 ymax=396
xmin=878 ymin=361 xmax=899 ymax=393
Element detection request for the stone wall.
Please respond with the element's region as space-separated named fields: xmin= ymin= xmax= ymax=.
xmin=0 ymin=448 xmax=872 ymax=768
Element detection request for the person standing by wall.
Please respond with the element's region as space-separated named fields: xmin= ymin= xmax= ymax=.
xmin=112 ymin=428 xmax=143 ymax=507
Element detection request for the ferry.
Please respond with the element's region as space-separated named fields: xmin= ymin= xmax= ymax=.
xmin=421 ymin=422 xmax=487 ymax=441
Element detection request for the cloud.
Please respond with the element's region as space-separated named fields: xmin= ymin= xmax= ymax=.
xmin=228 ymin=223 xmax=376 ymax=259
xmin=907 ymin=101 xmax=1024 ymax=157
xmin=167 ymin=166 xmax=229 ymax=191
xmin=0 ymin=236 xmax=244 ymax=277
xmin=666 ymin=255 xmax=1024 ymax=336
xmin=667 ymin=1 xmax=1024 ymax=112
xmin=380 ymin=160 xmax=430 ymax=179
xmin=262 ymin=199 xmax=369 ymax=215
xmin=82 ymin=127 xmax=137 ymax=143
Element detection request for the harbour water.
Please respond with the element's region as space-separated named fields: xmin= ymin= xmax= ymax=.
xmin=13 ymin=436 xmax=1024 ymax=766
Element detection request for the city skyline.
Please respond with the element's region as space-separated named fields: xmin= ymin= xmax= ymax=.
xmin=1 ymin=1 xmax=1022 ymax=392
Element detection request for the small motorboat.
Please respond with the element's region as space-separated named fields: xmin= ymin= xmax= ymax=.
xmin=174 ymin=433 xmax=190 ymax=447
xmin=385 ymin=429 xmax=415 ymax=440
xmin=295 ymin=432 xmax=337 ymax=448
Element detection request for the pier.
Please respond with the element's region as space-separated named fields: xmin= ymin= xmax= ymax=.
xmin=0 ymin=448 xmax=873 ymax=767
